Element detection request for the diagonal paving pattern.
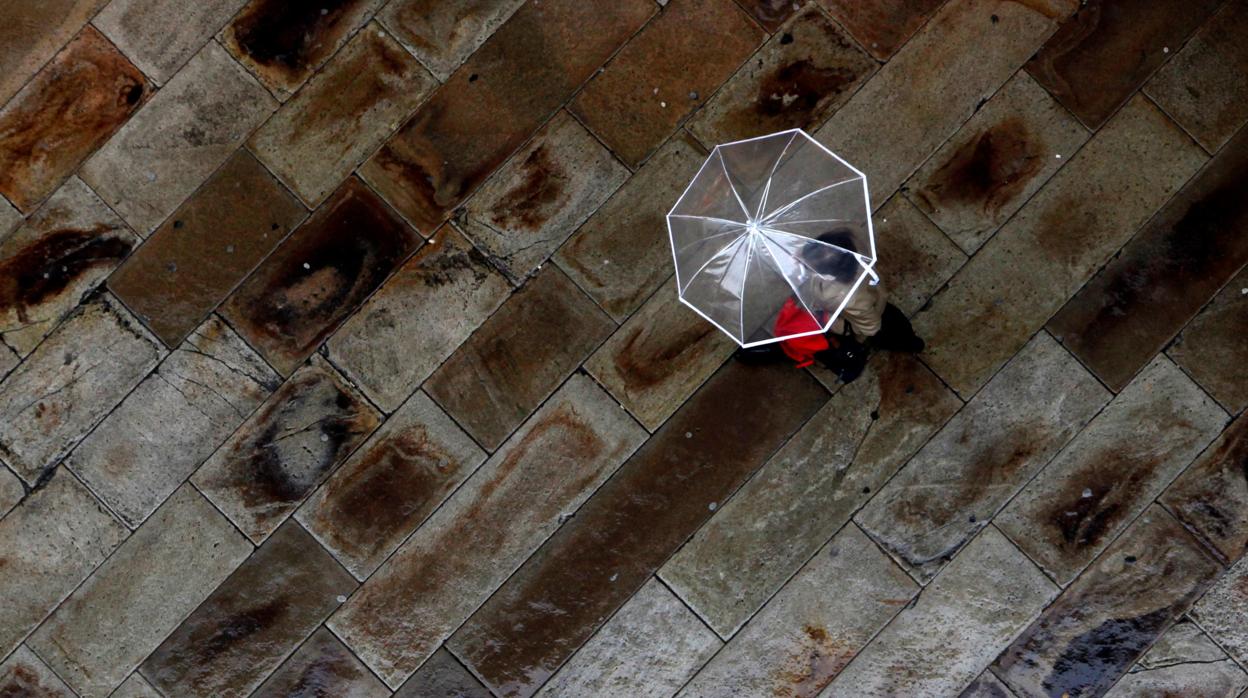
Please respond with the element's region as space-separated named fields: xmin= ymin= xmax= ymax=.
xmin=2 ymin=1 xmax=1248 ymax=696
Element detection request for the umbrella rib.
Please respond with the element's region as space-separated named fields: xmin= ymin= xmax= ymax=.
xmin=761 ymin=227 xmax=871 ymax=264
xmin=756 ymin=131 xmax=797 ymax=221
xmin=717 ymin=151 xmax=752 ymax=219
xmin=762 ymin=176 xmax=859 ymax=223
xmin=763 ymin=217 xmax=849 ymax=227
xmin=679 ymin=231 xmax=749 ymax=295
xmin=758 ymin=235 xmax=823 ymax=327
xmin=669 ymin=214 xmax=747 ymax=228
xmin=675 ymin=226 xmax=747 ymax=254
xmin=740 ymin=234 xmax=754 ymax=340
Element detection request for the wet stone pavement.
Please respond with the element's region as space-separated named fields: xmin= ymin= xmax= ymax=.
xmin=1 ymin=1 xmax=1248 ymax=696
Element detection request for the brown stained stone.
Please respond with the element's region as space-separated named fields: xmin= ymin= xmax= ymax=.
xmin=679 ymin=525 xmax=916 ymax=698
xmin=1026 ymin=0 xmax=1223 ymax=130
xmin=0 ymin=296 xmax=164 ymax=483
xmin=139 ymin=521 xmax=357 ymax=698
xmin=0 ymin=27 xmax=149 ymax=213
xmin=219 ymin=0 xmax=387 ymax=100
xmin=1146 ymin=0 xmax=1248 ymax=153
xmin=447 ymin=361 xmax=829 ymax=697
xmin=0 ymin=0 xmax=107 ymax=107
xmin=66 ymin=316 xmax=279 ymax=528
xmin=994 ymin=506 xmax=1223 ymax=698
xmin=817 ymin=0 xmax=947 ymax=60
xmin=0 ymin=469 xmax=127 ymax=659
xmin=323 ymin=226 xmax=511 ymax=413
xmin=1194 ymin=556 xmax=1248 ymax=668
xmin=0 ymin=646 xmax=76 ymax=698
xmin=92 ymin=0 xmax=250 ymax=84
xmin=221 ymin=177 xmax=421 ymax=376
xmin=378 ymin=0 xmax=526 ymax=81
xmin=328 ymin=375 xmax=646 ymax=688
xmin=107 ymin=149 xmax=307 ymax=348
xmin=902 ymin=73 xmax=1090 ymax=254
xmin=1162 ymin=414 xmax=1248 ymax=563
xmin=815 ymin=0 xmax=1077 ymax=211
xmin=855 ymin=333 xmax=1109 ymax=583
xmin=1169 ymin=267 xmax=1248 ymax=415
xmin=1105 ymin=620 xmax=1248 ymax=698
xmin=459 ymin=111 xmax=630 ymax=283
xmin=686 ymin=5 xmax=877 ymax=147
xmin=1048 ymin=124 xmax=1248 ymax=392
xmin=912 ymin=96 xmax=1207 ymax=397
xmin=555 ymin=135 xmax=704 ymax=320
xmin=394 ymin=649 xmax=491 ymax=698
xmin=872 ymin=195 xmax=967 ymax=316
xmin=248 ymin=23 xmax=436 ymax=207
xmin=0 ymin=177 xmax=137 ymax=357
xmin=0 ymin=465 xmax=21 ymax=519
xmin=571 ymin=0 xmax=765 ymax=168
xmin=252 ymin=627 xmax=389 ymax=698
xmin=996 ymin=357 xmax=1228 ymax=585
xmin=661 ymin=353 xmax=958 ymax=637
xmin=424 ymin=266 xmax=615 ymax=450
xmin=27 ymin=486 xmax=253 ymax=698
xmin=586 ymin=280 xmax=735 ymax=432
xmin=359 ymin=0 xmax=656 ymax=234
xmin=192 ymin=358 xmax=382 ymax=543
xmin=959 ymin=672 xmax=1017 ymax=698
xmin=296 ymin=390 xmax=487 ymax=580
xmin=736 ymin=0 xmax=804 ymax=31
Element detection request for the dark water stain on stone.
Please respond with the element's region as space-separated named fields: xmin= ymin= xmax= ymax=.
xmin=287 ymin=30 xmax=413 ymax=138
xmin=0 ymin=227 xmax=132 ymax=323
xmin=195 ymin=599 xmax=286 ymax=668
xmin=1042 ymin=607 xmax=1171 ymax=697
xmin=0 ymin=662 xmax=58 ymax=696
xmin=738 ymin=0 xmax=801 ymax=31
xmin=756 ymin=59 xmax=858 ymax=120
xmin=913 ymin=117 xmax=1042 ymax=218
xmin=1046 ymin=453 xmax=1155 ymax=555
xmin=769 ymin=624 xmax=854 ymax=696
xmin=282 ymin=652 xmax=358 ymax=697
xmin=416 ymin=239 xmax=495 ymax=289
xmin=613 ymin=319 xmax=717 ymax=391
xmin=228 ymin=0 xmax=359 ymax=82
xmin=491 ymin=144 xmax=566 ymax=231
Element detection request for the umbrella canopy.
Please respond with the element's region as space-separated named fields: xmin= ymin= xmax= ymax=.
xmin=667 ymin=129 xmax=877 ymax=348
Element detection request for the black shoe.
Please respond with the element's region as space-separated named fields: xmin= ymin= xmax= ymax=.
xmin=872 ymin=304 xmax=925 ymax=353
xmin=734 ymin=345 xmax=782 ymax=365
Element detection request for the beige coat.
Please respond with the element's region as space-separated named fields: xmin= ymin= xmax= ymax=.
xmin=826 ymin=280 xmax=887 ymax=338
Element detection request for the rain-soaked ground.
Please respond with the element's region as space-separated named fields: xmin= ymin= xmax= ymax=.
xmin=1 ymin=0 xmax=1247 ymax=696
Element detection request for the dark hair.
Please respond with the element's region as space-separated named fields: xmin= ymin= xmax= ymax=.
xmin=803 ymin=228 xmax=860 ymax=280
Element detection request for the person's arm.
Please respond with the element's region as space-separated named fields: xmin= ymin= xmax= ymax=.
xmin=841 ymin=282 xmax=887 ymax=338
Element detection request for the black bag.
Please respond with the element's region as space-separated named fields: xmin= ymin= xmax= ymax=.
xmin=815 ymin=334 xmax=869 ymax=383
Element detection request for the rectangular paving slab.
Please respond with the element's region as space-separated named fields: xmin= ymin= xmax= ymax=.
xmin=1049 ymin=122 xmax=1248 ymax=391
xmin=447 ymin=361 xmax=829 ymax=698
xmin=27 ymin=485 xmax=253 ymax=698
xmin=912 ymin=95 xmax=1208 ymax=397
xmin=0 ymin=468 xmax=127 ymax=659
xmin=107 ymin=149 xmax=308 ymax=348
xmin=378 ymin=0 xmax=525 ymax=81
xmin=538 ymin=579 xmax=722 ymax=698
xmin=994 ymin=506 xmax=1223 ymax=697
xmin=394 ymin=649 xmax=491 ymax=698
xmin=423 ymin=266 xmax=614 ymax=451
xmin=221 ymin=176 xmax=422 ymax=376
xmin=66 ymin=316 xmax=279 ymax=527
xmin=0 ymin=465 xmax=21 ymax=519
xmin=248 ymin=22 xmax=436 ymax=207
xmin=996 ymin=356 xmax=1227 ymax=584
xmin=872 ymin=195 xmax=968 ymax=316
xmin=296 ymin=390 xmax=487 ymax=579
xmin=252 ymin=627 xmax=389 ymax=698
xmin=960 ymin=672 xmax=1017 ymax=698
xmin=821 ymin=526 xmax=1057 ymax=697
xmin=0 ymin=646 xmax=76 ymax=698
xmin=0 ymin=27 xmax=149 ymax=213
xmin=0 ymin=176 xmax=138 ymax=356
xmin=457 ymin=110 xmax=629 ymax=283
xmin=328 ymin=374 xmax=646 ymax=688
xmin=0 ymin=0 xmax=106 ymax=106
xmin=0 ymin=295 xmax=164 ymax=483
xmin=679 ymin=524 xmax=917 ymax=698
xmin=817 ymin=0 xmax=946 ymax=60
xmin=79 ymin=41 xmax=276 ymax=235
xmin=193 ymin=357 xmax=382 ymax=543
xmin=1104 ymin=619 xmax=1248 ymax=698
xmin=323 ymin=225 xmax=511 ymax=412
xmin=112 ymin=674 xmax=162 ymax=698
xmin=139 ymin=520 xmax=357 ymax=698
xmin=359 ymin=0 xmax=655 ymax=234
xmin=1192 ymin=554 xmax=1248 ymax=668
xmin=1167 ymin=267 xmax=1248 ymax=415
xmin=92 ymin=0 xmax=249 ymax=84
xmin=855 ymin=333 xmax=1108 ymax=583
xmin=661 ymin=353 xmax=958 ymax=638
xmin=1163 ymin=414 xmax=1248 ymax=564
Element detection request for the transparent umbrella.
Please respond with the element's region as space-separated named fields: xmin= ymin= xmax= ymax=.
xmin=667 ymin=128 xmax=878 ymax=347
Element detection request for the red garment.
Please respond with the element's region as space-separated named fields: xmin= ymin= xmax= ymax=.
xmin=774 ymin=298 xmax=831 ymax=368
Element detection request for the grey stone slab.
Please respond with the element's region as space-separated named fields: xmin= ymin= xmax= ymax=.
xmin=855 ymin=333 xmax=1109 ymax=583
xmin=540 ymin=579 xmax=721 ymax=698
xmin=80 ymin=41 xmax=276 ymax=235
xmin=328 ymin=375 xmax=646 ymax=687
xmin=325 ymin=226 xmax=511 ymax=413
xmin=0 ymin=295 xmax=165 ymax=484
xmin=0 ymin=196 xmax=19 ymax=240
xmin=28 ymin=485 xmax=253 ymax=698
xmin=0 ymin=646 xmax=75 ymax=697
xmin=1105 ymin=620 xmax=1248 ymax=698
xmin=0 ymin=465 xmax=22 ymax=519
xmin=1194 ymin=555 xmax=1248 ymax=668
xmin=0 ymin=469 xmax=127 ymax=659
xmin=252 ymin=627 xmax=389 ymax=698
xmin=679 ymin=525 xmax=917 ymax=698
xmin=460 ymin=110 xmax=629 ymax=283
xmin=297 ymin=390 xmax=487 ymax=580
xmin=193 ymin=357 xmax=382 ymax=543
xmin=248 ymin=22 xmax=436 ymax=207
xmin=960 ymin=672 xmax=1016 ymax=698
xmin=110 ymin=674 xmax=162 ymax=698
xmin=93 ymin=0 xmax=249 ymax=83
xmin=821 ymin=526 xmax=1057 ymax=697
xmin=394 ymin=649 xmax=490 ymax=698
xmin=379 ymin=0 xmax=525 ymax=81
xmin=912 ymin=95 xmax=1208 ymax=397
xmin=903 ymin=72 xmax=1090 ymax=254
xmin=586 ymin=279 xmax=735 ymax=432
xmin=873 ymin=194 xmax=968 ymax=316
xmin=816 ymin=0 xmax=1076 ymax=211
xmin=0 ymin=343 xmax=15 ymax=380
xmin=68 ymin=316 xmax=279 ymax=528
xmin=1163 ymin=413 xmax=1248 ymax=563
xmin=660 ymin=353 xmax=958 ymax=638
xmin=1169 ymin=267 xmax=1248 ymax=415
xmin=997 ymin=356 xmax=1228 ymax=584
xmin=0 ymin=176 xmax=138 ymax=357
